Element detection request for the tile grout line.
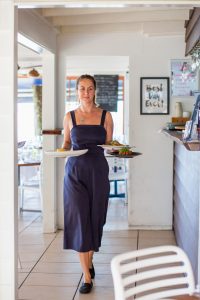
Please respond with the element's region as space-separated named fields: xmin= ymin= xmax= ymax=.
xmin=135 ymin=230 xmax=140 ymax=299
xmin=72 ymin=273 xmax=83 ymax=300
xmin=18 ymin=214 xmax=42 ymax=234
xmin=18 ymin=230 xmax=60 ymax=289
xmin=137 ymin=230 xmax=139 ymax=250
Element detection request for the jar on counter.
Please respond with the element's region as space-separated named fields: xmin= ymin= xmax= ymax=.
xmin=175 ymin=102 xmax=183 ymax=117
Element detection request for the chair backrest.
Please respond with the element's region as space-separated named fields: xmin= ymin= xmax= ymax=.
xmin=20 ymin=165 xmax=40 ymax=185
xmin=111 ymin=245 xmax=196 ymax=300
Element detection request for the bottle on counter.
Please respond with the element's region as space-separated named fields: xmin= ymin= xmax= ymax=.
xmin=175 ymin=102 xmax=183 ymax=117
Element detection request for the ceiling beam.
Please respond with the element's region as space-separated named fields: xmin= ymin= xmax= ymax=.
xmin=14 ymin=0 xmax=200 ymax=9
xmin=51 ymin=9 xmax=189 ymax=26
xmin=41 ymin=6 xmax=191 ymax=17
xmin=60 ymin=19 xmax=184 ymax=35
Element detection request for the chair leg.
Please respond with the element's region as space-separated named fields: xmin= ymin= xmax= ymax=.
xmin=18 ymin=255 xmax=22 ymax=269
xmin=20 ymin=188 xmax=24 ymax=212
xmin=124 ymin=179 xmax=128 ymax=205
xmin=19 ymin=187 xmax=22 ymax=213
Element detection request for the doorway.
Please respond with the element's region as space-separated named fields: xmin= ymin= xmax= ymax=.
xmin=65 ymin=55 xmax=130 ymax=230
xmin=17 ymin=43 xmax=43 ymax=217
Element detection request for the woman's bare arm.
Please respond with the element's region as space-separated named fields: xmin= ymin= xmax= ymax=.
xmin=105 ymin=111 xmax=113 ymax=144
xmin=62 ymin=112 xmax=72 ymax=150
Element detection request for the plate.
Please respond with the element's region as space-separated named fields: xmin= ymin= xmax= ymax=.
xmin=98 ymin=144 xmax=131 ymax=150
xmin=45 ymin=149 xmax=88 ymax=158
xmin=108 ymin=151 xmax=142 ymax=158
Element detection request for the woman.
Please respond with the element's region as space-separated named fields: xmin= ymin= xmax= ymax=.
xmin=62 ymin=74 xmax=113 ymax=294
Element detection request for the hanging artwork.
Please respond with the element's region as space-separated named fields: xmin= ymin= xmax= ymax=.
xmin=140 ymin=77 xmax=169 ymax=115
xmin=171 ymin=59 xmax=198 ymax=97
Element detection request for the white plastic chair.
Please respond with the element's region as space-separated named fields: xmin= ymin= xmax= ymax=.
xmin=111 ymin=245 xmax=199 ymax=300
xmin=19 ymin=166 xmax=41 ymax=212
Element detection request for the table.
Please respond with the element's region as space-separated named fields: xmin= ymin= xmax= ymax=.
xmin=18 ymin=161 xmax=41 ymax=212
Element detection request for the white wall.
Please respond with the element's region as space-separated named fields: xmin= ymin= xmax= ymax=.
xmin=65 ymin=55 xmax=129 ymax=74
xmin=56 ymin=25 xmax=194 ymax=229
xmin=42 ymin=51 xmax=57 ymax=233
xmin=0 ymin=2 xmax=18 ymax=300
xmin=18 ymin=9 xmax=58 ymax=232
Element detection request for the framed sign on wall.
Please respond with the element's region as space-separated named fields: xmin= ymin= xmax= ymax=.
xmin=140 ymin=77 xmax=169 ymax=115
xmin=171 ymin=59 xmax=198 ymax=97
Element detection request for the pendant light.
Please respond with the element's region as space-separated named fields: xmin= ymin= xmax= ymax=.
xmin=28 ymin=68 xmax=40 ymax=77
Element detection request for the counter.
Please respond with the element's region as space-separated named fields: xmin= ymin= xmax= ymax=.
xmin=162 ymin=129 xmax=200 ymax=286
xmin=162 ymin=129 xmax=200 ymax=151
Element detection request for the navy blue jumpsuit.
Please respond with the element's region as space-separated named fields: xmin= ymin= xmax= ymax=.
xmin=63 ymin=110 xmax=110 ymax=252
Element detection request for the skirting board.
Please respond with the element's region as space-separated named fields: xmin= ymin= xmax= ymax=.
xmin=128 ymin=225 xmax=173 ymax=230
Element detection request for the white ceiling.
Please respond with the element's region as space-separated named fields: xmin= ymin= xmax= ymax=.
xmin=18 ymin=4 xmax=196 ymax=64
xmin=18 ymin=44 xmax=41 ymax=60
xmin=18 ymin=43 xmax=42 ymax=68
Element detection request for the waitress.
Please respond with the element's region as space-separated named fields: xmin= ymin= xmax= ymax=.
xmin=62 ymin=74 xmax=113 ymax=294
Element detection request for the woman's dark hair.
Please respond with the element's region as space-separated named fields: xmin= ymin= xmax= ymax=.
xmin=76 ymin=74 xmax=96 ymax=90
xmin=76 ymin=74 xmax=97 ymax=104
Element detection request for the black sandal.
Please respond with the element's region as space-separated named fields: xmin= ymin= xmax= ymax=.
xmin=79 ymin=281 xmax=93 ymax=294
xmin=89 ymin=263 xmax=95 ymax=279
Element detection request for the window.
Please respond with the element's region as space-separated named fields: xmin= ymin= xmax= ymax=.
xmin=17 ymin=75 xmax=42 ymax=142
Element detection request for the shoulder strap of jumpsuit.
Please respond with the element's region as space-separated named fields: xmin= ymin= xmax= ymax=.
xmin=70 ymin=110 xmax=76 ymax=126
xmin=100 ymin=110 xmax=107 ymax=126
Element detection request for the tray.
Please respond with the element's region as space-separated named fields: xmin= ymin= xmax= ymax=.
xmin=98 ymin=144 xmax=132 ymax=150
xmin=108 ymin=152 xmax=142 ymax=158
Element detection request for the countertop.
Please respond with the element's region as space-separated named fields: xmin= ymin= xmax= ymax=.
xmin=161 ymin=129 xmax=200 ymax=151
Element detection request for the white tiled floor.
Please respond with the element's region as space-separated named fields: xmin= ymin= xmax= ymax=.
xmin=18 ymin=197 xmax=176 ymax=300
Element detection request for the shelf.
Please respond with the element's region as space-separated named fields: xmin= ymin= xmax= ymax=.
xmin=42 ymin=129 xmax=62 ymax=135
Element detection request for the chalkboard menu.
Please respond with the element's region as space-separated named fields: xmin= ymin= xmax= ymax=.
xmin=94 ymin=75 xmax=118 ymax=112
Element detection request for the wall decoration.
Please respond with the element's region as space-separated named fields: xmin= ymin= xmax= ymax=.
xmin=140 ymin=77 xmax=169 ymax=115
xmin=171 ymin=59 xmax=198 ymax=97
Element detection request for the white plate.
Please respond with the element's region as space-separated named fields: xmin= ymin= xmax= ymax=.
xmin=45 ymin=149 xmax=88 ymax=158
xmin=98 ymin=144 xmax=131 ymax=150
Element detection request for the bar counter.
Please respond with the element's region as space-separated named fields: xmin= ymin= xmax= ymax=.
xmin=162 ymin=128 xmax=200 ymax=287
xmin=162 ymin=129 xmax=200 ymax=151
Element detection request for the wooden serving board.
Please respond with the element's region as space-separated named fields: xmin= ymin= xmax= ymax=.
xmin=171 ymin=117 xmax=189 ymax=123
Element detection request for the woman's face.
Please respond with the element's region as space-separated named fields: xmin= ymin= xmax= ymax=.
xmin=77 ymin=79 xmax=95 ymax=104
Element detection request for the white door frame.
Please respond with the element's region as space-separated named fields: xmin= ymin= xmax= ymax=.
xmin=0 ymin=2 xmax=18 ymax=300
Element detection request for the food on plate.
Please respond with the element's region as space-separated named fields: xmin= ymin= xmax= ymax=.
xmin=56 ymin=148 xmax=67 ymax=152
xmin=106 ymin=149 xmax=119 ymax=155
xmin=107 ymin=146 xmax=133 ymax=156
xmin=118 ymin=146 xmax=133 ymax=156
xmin=108 ymin=140 xmax=124 ymax=146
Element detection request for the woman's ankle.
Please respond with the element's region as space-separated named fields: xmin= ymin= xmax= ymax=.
xmin=89 ymin=262 xmax=93 ymax=269
xmin=84 ymin=273 xmax=91 ymax=283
